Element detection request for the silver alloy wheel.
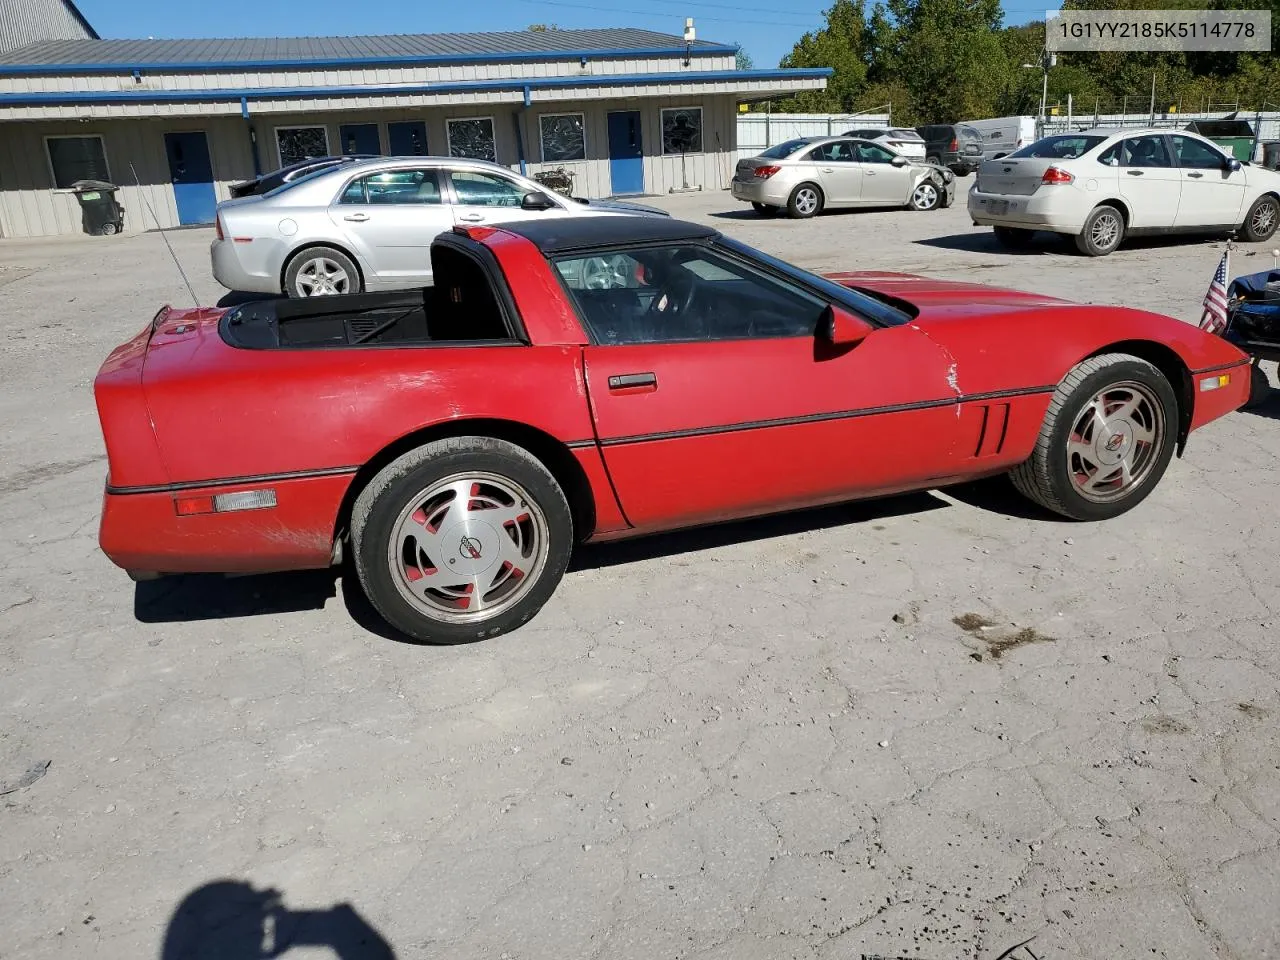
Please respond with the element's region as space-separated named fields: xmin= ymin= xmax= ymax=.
xmin=1090 ymin=211 xmax=1121 ymax=251
xmin=1067 ymin=380 xmax=1165 ymax=503
xmin=295 ymin=256 xmax=352 ymax=296
xmin=912 ymin=182 xmax=939 ymax=209
xmin=1251 ymin=199 xmax=1277 ymax=235
xmin=581 ymin=255 xmax=631 ymax=290
xmin=794 ymin=187 xmax=819 ymax=215
xmin=386 ymin=471 xmax=550 ymax=624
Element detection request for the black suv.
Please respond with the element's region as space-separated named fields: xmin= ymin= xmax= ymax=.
xmin=915 ymin=124 xmax=985 ymax=175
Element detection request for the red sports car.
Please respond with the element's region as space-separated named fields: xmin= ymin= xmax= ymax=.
xmin=95 ymin=216 xmax=1251 ymax=644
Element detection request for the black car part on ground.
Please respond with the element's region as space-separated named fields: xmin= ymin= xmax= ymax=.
xmin=1226 ymin=269 xmax=1280 ymax=362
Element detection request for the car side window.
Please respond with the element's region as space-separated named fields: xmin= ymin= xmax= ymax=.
xmin=810 ymin=142 xmax=855 ymax=163
xmin=855 ymin=142 xmax=897 ymax=164
xmin=340 ymin=169 xmax=443 ymax=205
xmin=554 ymin=243 xmax=829 ymax=345
xmin=1097 ymin=142 xmax=1123 ymax=166
xmin=1170 ymin=135 xmax=1227 ymax=170
xmin=451 ymin=171 xmax=528 ymax=207
xmin=1122 ymin=135 xmax=1173 ymax=168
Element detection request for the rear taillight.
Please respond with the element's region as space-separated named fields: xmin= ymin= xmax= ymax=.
xmin=754 ymin=165 xmax=782 ymax=179
xmin=215 ymin=216 xmax=224 ymax=240
xmin=949 ymin=137 xmax=958 ymax=151
xmin=1041 ymin=166 xmax=1075 ymax=185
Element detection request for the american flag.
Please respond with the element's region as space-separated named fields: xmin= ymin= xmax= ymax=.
xmin=1199 ymin=248 xmax=1231 ymax=335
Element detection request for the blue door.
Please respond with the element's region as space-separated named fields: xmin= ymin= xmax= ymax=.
xmin=339 ymin=123 xmax=381 ymax=156
xmin=163 ymin=131 xmax=216 ymax=226
xmin=388 ymin=121 xmax=428 ymax=156
xmin=607 ymin=111 xmax=644 ymax=196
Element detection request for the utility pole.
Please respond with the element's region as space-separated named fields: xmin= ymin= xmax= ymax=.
xmin=1149 ymin=70 xmax=1157 ymax=124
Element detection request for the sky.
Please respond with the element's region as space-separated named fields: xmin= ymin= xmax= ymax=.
xmin=75 ymin=0 xmax=1047 ymax=70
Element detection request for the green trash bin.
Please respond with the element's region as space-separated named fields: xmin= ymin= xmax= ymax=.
xmin=70 ymin=179 xmax=125 ymax=236
xmin=1184 ymin=118 xmax=1256 ymax=162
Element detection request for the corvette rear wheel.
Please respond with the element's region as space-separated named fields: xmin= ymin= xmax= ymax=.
xmin=351 ymin=437 xmax=573 ymax=644
xmin=1010 ymin=353 xmax=1177 ymax=521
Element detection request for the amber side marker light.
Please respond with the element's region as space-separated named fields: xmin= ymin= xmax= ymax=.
xmin=174 ymin=489 xmax=278 ymax=516
xmin=1199 ymin=374 xmax=1231 ymax=392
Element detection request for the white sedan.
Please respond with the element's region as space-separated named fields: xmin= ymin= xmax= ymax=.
xmin=968 ymin=128 xmax=1280 ymax=256
xmin=842 ymin=127 xmax=928 ymax=160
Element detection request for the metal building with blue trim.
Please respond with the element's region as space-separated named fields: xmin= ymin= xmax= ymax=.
xmin=0 ymin=23 xmax=829 ymax=238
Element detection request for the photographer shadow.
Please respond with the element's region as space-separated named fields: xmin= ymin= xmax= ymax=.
xmin=162 ymin=880 xmax=395 ymax=959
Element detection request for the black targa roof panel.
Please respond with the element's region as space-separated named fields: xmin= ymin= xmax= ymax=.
xmin=495 ymin=217 xmax=719 ymax=255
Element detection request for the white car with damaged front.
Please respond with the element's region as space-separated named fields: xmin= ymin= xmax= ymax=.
xmin=968 ymin=128 xmax=1280 ymax=256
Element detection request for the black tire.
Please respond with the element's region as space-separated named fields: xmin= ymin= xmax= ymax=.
xmin=1245 ymin=362 xmax=1273 ymax=408
xmin=926 ymin=155 xmax=942 ymax=166
xmin=909 ymin=179 xmax=941 ymax=211
xmin=751 ymin=202 xmax=779 ymax=217
xmin=1075 ymin=205 xmax=1125 ymax=256
xmin=786 ymin=182 xmax=824 ymax=219
xmin=283 ymin=245 xmax=362 ymax=298
xmin=350 ymin=437 xmax=574 ymax=644
xmin=1241 ymin=194 xmax=1280 ymax=242
xmin=993 ymin=226 xmax=1035 ymax=250
xmin=1010 ymin=353 xmax=1178 ymax=521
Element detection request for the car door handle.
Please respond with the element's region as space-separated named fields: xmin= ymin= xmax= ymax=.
xmin=343 ymin=213 xmax=370 ymax=222
xmin=607 ymin=372 xmax=657 ymax=390
xmin=1187 ymin=172 xmax=1204 ymax=178
xmin=821 ymin=167 xmax=834 ymax=172
xmin=1126 ymin=170 xmax=1144 ymax=176
xmin=459 ymin=213 xmax=485 ymax=222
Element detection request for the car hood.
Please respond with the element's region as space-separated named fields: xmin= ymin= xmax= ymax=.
xmin=570 ymin=197 xmax=670 ymax=216
xmin=824 ymin=270 xmax=1070 ymax=321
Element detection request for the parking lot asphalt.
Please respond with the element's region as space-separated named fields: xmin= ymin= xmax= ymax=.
xmin=2 ymin=193 xmax=1279 ymax=960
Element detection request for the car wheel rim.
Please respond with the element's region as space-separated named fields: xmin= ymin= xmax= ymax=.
xmin=913 ymin=183 xmax=938 ymax=209
xmin=1251 ymin=201 xmax=1276 ymax=234
xmin=296 ymin=257 xmax=351 ymax=296
xmin=1067 ymin=380 xmax=1165 ymax=504
xmin=796 ymin=189 xmax=818 ymax=214
xmin=581 ymin=256 xmax=629 ymax=290
xmin=387 ymin=471 xmax=550 ymax=624
xmin=1090 ymin=213 xmax=1120 ymax=250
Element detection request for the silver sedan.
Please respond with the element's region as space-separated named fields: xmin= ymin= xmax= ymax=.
xmin=211 ymin=156 xmax=667 ymax=297
xmin=731 ymin=136 xmax=955 ymax=219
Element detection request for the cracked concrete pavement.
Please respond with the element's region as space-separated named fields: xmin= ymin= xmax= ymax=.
xmin=2 ymin=194 xmax=1279 ymax=960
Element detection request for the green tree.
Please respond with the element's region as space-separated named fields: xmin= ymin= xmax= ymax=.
xmin=735 ymin=46 xmax=755 ymax=71
xmin=777 ymin=0 xmax=870 ymax=111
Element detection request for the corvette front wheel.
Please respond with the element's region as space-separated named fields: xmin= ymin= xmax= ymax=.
xmin=1010 ymin=353 xmax=1178 ymax=521
xmin=351 ymin=437 xmax=574 ymax=644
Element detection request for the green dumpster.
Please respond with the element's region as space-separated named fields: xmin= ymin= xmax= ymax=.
xmin=1184 ymin=117 xmax=1256 ymax=162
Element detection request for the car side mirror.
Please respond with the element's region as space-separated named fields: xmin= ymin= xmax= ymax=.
xmin=522 ymin=192 xmax=557 ymax=210
xmin=1227 ymin=158 xmax=1243 ymax=172
xmin=820 ymin=304 xmax=874 ymax=346
xmin=891 ymin=155 xmax=909 ymax=166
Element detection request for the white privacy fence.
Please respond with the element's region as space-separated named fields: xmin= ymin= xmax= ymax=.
xmin=734 ymin=113 xmax=891 ymax=159
xmin=734 ymin=111 xmax=1280 ymax=163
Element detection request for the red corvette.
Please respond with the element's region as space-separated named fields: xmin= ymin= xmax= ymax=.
xmin=95 ymin=216 xmax=1250 ymax=643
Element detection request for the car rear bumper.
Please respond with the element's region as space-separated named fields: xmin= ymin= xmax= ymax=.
xmin=731 ymin=179 xmax=790 ymax=206
xmin=968 ymin=186 xmax=1087 ymax=232
xmin=211 ymin=237 xmax=282 ymax=295
xmin=98 ymin=471 xmax=353 ymax=575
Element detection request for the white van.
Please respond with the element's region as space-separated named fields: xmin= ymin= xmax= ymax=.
xmin=965 ymin=116 xmax=1043 ymax=161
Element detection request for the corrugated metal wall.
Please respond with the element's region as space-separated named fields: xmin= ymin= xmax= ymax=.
xmin=0 ymin=0 xmax=94 ymax=56
xmin=0 ymin=96 xmax=745 ymax=237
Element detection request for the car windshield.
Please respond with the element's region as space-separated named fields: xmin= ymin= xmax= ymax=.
xmin=715 ymin=236 xmax=913 ymax=328
xmin=757 ymin=139 xmax=813 ymax=159
xmin=1009 ymin=135 xmax=1108 ymax=159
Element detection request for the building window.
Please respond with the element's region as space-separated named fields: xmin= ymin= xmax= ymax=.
xmin=447 ymin=117 xmax=497 ymax=162
xmin=46 ymin=136 xmax=109 ymax=189
xmin=661 ymin=107 xmax=703 ymax=155
xmin=539 ymin=113 xmax=586 ymax=163
xmin=276 ymin=126 xmax=330 ymax=167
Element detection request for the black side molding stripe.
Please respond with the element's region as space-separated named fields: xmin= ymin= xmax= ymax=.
xmin=1190 ymin=359 xmax=1251 ymax=376
xmin=565 ymin=439 xmax=597 ymax=449
xmin=107 ymin=465 xmax=361 ymax=496
xmin=599 ymin=385 xmax=1056 ymax=448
